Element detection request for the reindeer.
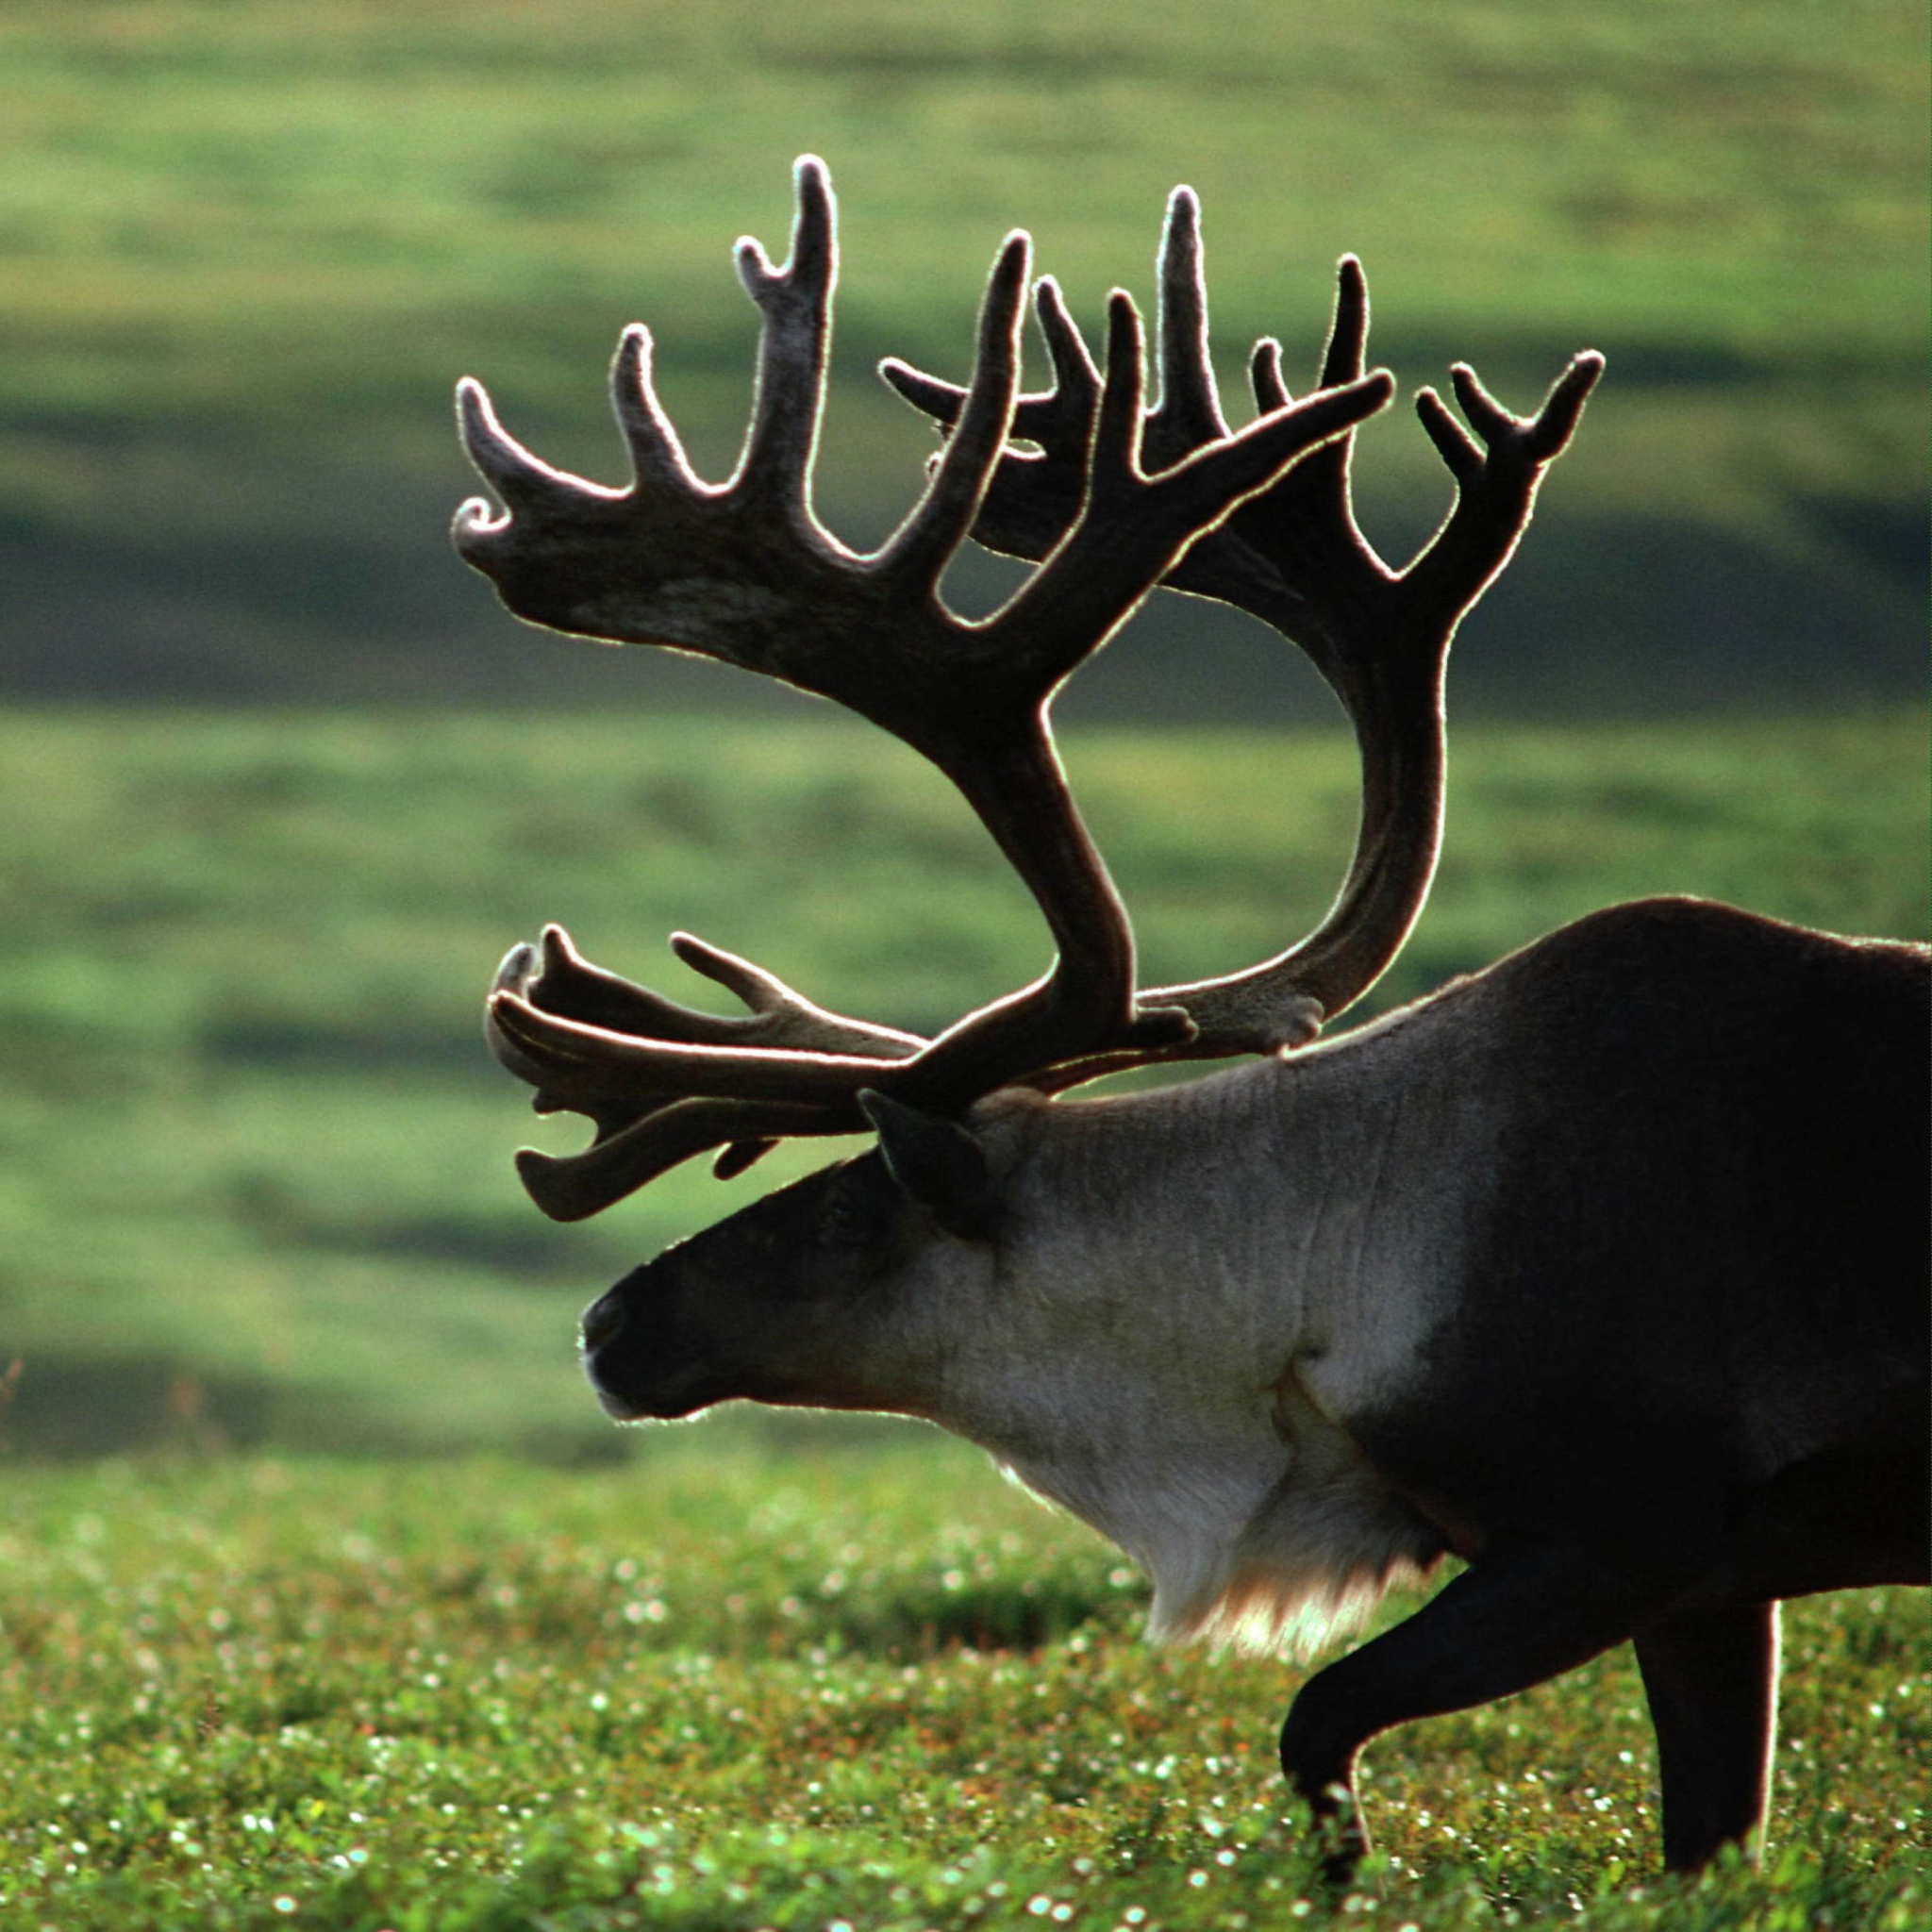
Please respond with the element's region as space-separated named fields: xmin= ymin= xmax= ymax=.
xmin=451 ymin=158 xmax=1929 ymax=1882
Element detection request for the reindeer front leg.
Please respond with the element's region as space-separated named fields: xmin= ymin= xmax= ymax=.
xmin=1279 ymin=1540 xmax=1654 ymax=1885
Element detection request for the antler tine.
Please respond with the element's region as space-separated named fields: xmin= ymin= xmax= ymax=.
xmin=1071 ymin=291 xmax=1155 ymax=527
xmin=489 ymin=924 xmax=924 ymax=1061
xmin=1319 ymin=254 xmax=1372 ymax=388
xmin=452 ymin=377 xmax=606 ymax=550
xmin=484 ymin=939 xmax=564 ymax=1097
xmin=1035 ymin=277 xmax=1106 ymax=447
xmin=1400 ymin=351 xmax=1607 ymax=629
xmin=669 ymin=932 xmax=925 ymax=1055
xmin=1145 ymin=186 xmax=1230 ymax=467
xmin=874 ymin=232 xmax=1030 ymax=592
xmin=610 ymin=325 xmax=705 ymax=491
xmin=518 ymin=1096 xmax=867 ymax=1222
xmin=731 ymin=155 xmax=837 ymax=523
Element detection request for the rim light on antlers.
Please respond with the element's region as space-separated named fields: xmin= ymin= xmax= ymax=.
xmin=456 ymin=158 xmax=1602 ymax=1220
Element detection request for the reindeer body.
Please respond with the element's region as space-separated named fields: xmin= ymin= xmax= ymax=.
xmin=583 ymin=897 xmax=1929 ymax=1860
xmin=990 ymin=900 xmax=1927 ymax=1626
xmin=454 ymin=161 xmax=1929 ymax=1877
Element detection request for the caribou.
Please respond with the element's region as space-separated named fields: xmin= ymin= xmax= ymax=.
xmin=452 ymin=158 xmax=1929 ymax=1881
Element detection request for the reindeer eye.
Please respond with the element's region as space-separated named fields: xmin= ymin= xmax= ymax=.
xmin=819 ymin=1188 xmax=869 ymax=1246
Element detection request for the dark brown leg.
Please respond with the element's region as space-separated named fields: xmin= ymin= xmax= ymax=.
xmin=1279 ymin=1540 xmax=1652 ymax=1886
xmin=1633 ymin=1599 xmax=1780 ymax=1872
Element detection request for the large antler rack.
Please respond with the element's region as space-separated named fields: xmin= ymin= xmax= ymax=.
xmin=458 ymin=158 xmax=1392 ymax=1217
xmin=456 ymin=158 xmax=1597 ymax=1221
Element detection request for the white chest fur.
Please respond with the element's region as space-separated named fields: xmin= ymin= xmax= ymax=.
xmin=928 ymin=1051 xmax=1462 ymax=1657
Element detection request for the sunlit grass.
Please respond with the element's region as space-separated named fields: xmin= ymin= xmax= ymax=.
xmin=0 ymin=1453 xmax=1924 ymax=1926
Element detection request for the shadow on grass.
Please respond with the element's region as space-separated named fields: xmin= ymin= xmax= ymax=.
xmin=812 ymin=1574 xmax=1121 ymax=1657
xmin=0 ymin=1349 xmax=278 ymax=1458
xmin=0 ymin=1349 xmax=632 ymax=1466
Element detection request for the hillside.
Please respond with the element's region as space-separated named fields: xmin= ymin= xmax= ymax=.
xmin=0 ymin=0 xmax=1924 ymax=714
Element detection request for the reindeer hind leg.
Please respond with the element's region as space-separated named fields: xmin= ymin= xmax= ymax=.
xmin=1633 ymin=1599 xmax=1780 ymax=1873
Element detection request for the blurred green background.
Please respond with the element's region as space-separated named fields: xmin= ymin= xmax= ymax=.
xmin=3 ymin=0 xmax=1925 ymax=711
xmin=0 ymin=0 xmax=1926 ymax=1458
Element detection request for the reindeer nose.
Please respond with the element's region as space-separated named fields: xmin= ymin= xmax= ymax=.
xmin=581 ymin=1293 xmax=625 ymax=1352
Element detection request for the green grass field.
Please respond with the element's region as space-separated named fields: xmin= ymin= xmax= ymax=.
xmin=1 ymin=1 xmax=1924 ymax=706
xmin=0 ymin=1453 xmax=1924 ymax=1929
xmin=0 ymin=706 xmax=1927 ymax=1926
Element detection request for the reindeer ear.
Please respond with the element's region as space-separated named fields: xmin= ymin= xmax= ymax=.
xmin=858 ymin=1091 xmax=996 ymax=1241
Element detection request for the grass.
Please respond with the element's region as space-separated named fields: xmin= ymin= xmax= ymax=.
xmin=0 ymin=1450 xmax=1924 ymax=1928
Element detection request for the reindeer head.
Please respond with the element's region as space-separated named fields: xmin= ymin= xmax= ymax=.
xmin=577 ymin=1091 xmax=1023 ymax=1422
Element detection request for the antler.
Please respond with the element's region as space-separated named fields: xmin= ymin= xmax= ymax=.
xmin=882 ymin=187 xmax=1604 ymax=1077
xmin=457 ymin=158 xmax=1394 ymax=1218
